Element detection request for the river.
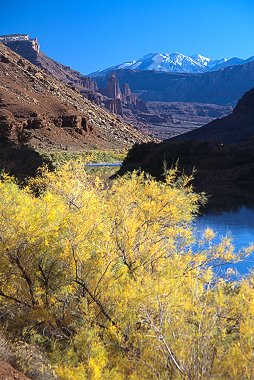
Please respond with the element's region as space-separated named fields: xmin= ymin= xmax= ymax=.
xmin=195 ymin=182 xmax=254 ymax=275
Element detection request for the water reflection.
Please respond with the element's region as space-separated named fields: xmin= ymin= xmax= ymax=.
xmin=195 ymin=182 xmax=254 ymax=275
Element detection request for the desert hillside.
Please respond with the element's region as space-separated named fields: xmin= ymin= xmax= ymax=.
xmin=0 ymin=43 xmax=149 ymax=153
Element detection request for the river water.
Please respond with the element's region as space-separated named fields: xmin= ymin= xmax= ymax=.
xmin=195 ymin=183 xmax=254 ymax=275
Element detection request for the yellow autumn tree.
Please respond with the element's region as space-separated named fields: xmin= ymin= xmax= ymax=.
xmin=0 ymin=162 xmax=253 ymax=379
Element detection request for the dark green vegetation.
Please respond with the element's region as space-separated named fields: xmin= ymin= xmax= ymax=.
xmin=0 ymin=145 xmax=46 ymax=179
xmin=117 ymin=141 xmax=254 ymax=185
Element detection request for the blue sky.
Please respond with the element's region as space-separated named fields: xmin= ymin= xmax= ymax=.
xmin=1 ymin=0 xmax=254 ymax=74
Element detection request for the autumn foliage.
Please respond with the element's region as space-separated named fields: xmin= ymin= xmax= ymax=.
xmin=0 ymin=163 xmax=254 ymax=379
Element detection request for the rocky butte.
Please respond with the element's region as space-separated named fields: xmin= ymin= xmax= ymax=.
xmin=0 ymin=33 xmax=40 ymax=60
xmin=0 ymin=34 xmax=98 ymax=95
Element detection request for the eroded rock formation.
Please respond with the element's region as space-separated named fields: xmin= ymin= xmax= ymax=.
xmin=101 ymin=72 xmax=142 ymax=116
xmin=93 ymin=71 xmax=232 ymax=138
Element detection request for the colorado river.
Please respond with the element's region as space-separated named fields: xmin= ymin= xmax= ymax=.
xmin=195 ymin=182 xmax=254 ymax=275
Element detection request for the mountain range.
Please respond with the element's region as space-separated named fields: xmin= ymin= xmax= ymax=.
xmin=93 ymin=61 xmax=254 ymax=106
xmin=91 ymin=52 xmax=254 ymax=76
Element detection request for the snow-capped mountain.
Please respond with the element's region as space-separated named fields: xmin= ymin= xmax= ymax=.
xmin=90 ymin=52 xmax=253 ymax=76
